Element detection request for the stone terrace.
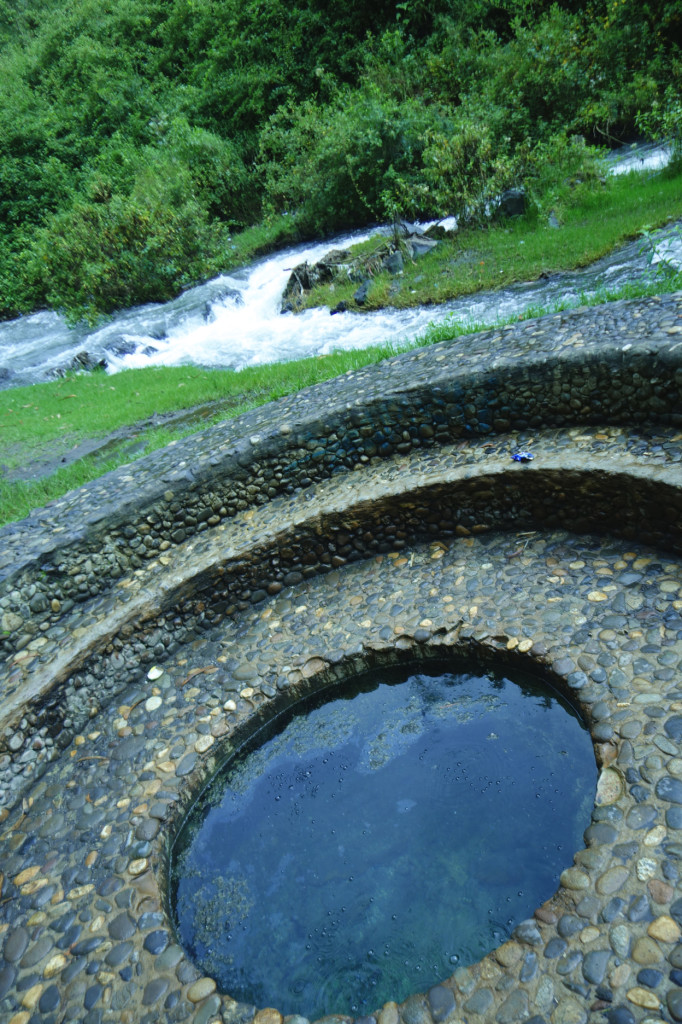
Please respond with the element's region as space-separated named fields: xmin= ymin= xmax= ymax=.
xmin=0 ymin=292 xmax=682 ymax=1024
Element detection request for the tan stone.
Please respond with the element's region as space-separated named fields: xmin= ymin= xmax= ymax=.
xmin=647 ymin=915 xmax=681 ymax=942
xmin=13 ymin=865 xmax=40 ymax=886
xmin=21 ymin=878 xmax=48 ymax=895
xmin=580 ymin=926 xmax=600 ymax=944
xmin=8 ymin=1013 xmax=30 ymax=1024
xmin=21 ymin=984 xmax=43 ymax=1010
xmin=254 ymin=1010 xmax=283 ymax=1024
xmin=637 ymin=858 xmax=657 ymax=881
xmin=550 ymin=997 xmax=586 ymax=1024
xmin=596 ymin=865 xmax=629 ymax=895
xmin=644 ymin=825 xmax=667 ymax=845
xmin=631 ymin=936 xmax=662 ymax=965
xmin=133 ymin=871 xmax=158 ymax=897
xmin=195 ymin=734 xmax=215 ymax=754
xmin=378 ymin=1003 xmax=400 ymax=1024
xmin=626 ymin=987 xmax=660 ymax=1010
xmin=596 ymin=767 xmax=623 ymax=804
xmin=479 ymin=956 xmax=503 ymax=982
xmin=128 ymin=857 xmax=148 ymax=876
xmin=2 ymin=612 xmax=23 ymax=633
xmin=302 ymin=657 xmax=327 ymax=678
xmin=43 ymin=952 xmax=68 ymax=977
xmin=495 ymin=941 xmax=523 ymax=967
xmin=595 ymin=742 xmax=617 ymax=767
xmin=648 ymin=879 xmax=674 ymax=904
xmin=560 ymin=867 xmax=590 ymax=890
xmin=609 ymin=963 xmax=632 ymax=988
xmin=67 ymin=884 xmax=94 ymax=900
xmin=187 ymin=977 xmax=217 ymax=1002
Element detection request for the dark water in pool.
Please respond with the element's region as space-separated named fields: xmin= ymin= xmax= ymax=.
xmin=171 ymin=666 xmax=596 ymax=1018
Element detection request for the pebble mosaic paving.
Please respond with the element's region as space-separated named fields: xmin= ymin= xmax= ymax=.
xmin=1 ymin=292 xmax=682 ymax=1024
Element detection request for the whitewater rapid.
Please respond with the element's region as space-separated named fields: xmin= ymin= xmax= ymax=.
xmin=0 ymin=141 xmax=676 ymax=391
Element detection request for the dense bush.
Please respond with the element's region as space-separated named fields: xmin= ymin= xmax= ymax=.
xmin=0 ymin=0 xmax=679 ymax=320
xmin=260 ymin=83 xmax=446 ymax=233
xmin=29 ymin=152 xmax=222 ymax=320
xmin=421 ymin=119 xmax=521 ymax=225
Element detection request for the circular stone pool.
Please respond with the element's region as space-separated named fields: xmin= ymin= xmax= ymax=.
xmin=170 ymin=662 xmax=597 ymax=1019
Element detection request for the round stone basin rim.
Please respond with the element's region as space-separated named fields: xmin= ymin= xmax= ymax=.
xmin=3 ymin=454 xmax=680 ymax=762
xmin=163 ymin=648 xmax=598 ymax=1020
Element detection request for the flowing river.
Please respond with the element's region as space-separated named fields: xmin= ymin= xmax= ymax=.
xmin=0 ymin=142 xmax=677 ymax=392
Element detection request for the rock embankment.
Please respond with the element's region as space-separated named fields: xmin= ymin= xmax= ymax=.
xmin=281 ymin=227 xmax=442 ymax=311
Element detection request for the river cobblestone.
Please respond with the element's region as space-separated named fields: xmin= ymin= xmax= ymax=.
xmin=0 ymin=293 xmax=682 ymax=1023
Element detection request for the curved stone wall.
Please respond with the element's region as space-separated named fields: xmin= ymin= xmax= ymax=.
xmin=3 ymin=293 xmax=681 ymax=652
xmin=0 ymin=291 xmax=682 ymax=1024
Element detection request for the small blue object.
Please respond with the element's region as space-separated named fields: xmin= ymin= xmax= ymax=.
xmin=512 ymin=451 xmax=534 ymax=462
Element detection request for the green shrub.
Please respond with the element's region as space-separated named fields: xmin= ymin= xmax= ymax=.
xmin=90 ymin=118 xmax=262 ymax=227
xmin=260 ymin=82 xmax=445 ymax=232
xmin=637 ymin=84 xmax=682 ymax=164
xmin=156 ymin=117 xmax=261 ymax=226
xmin=422 ymin=118 xmax=521 ymax=224
xmin=478 ymin=7 xmax=590 ymax=142
xmin=29 ymin=155 xmax=222 ymax=321
xmin=519 ymin=133 xmax=605 ymax=216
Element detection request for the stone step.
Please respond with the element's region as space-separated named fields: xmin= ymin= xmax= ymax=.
xmin=2 ymin=291 xmax=681 ymax=652
xmin=0 ymin=513 xmax=681 ymax=1024
xmin=1 ymin=292 xmax=682 ymax=1024
xmin=2 ymin=423 xmax=681 ymax=782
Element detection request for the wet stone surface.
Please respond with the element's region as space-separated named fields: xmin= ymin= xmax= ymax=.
xmin=0 ymin=293 xmax=682 ymax=1024
xmin=2 ymin=290 xmax=682 ymax=649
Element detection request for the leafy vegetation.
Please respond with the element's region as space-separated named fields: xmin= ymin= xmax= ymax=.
xmin=0 ymin=0 xmax=679 ymax=321
xmin=298 ymin=163 xmax=682 ymax=311
xmin=2 ymin=227 xmax=681 ymax=527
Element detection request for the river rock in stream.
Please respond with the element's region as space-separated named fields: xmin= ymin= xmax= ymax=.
xmin=281 ymin=228 xmax=442 ymax=312
xmin=281 ymin=248 xmax=352 ymax=311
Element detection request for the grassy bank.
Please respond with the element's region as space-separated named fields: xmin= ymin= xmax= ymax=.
xmin=2 ymin=164 xmax=681 ymax=528
xmin=298 ymin=165 xmax=682 ymax=312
